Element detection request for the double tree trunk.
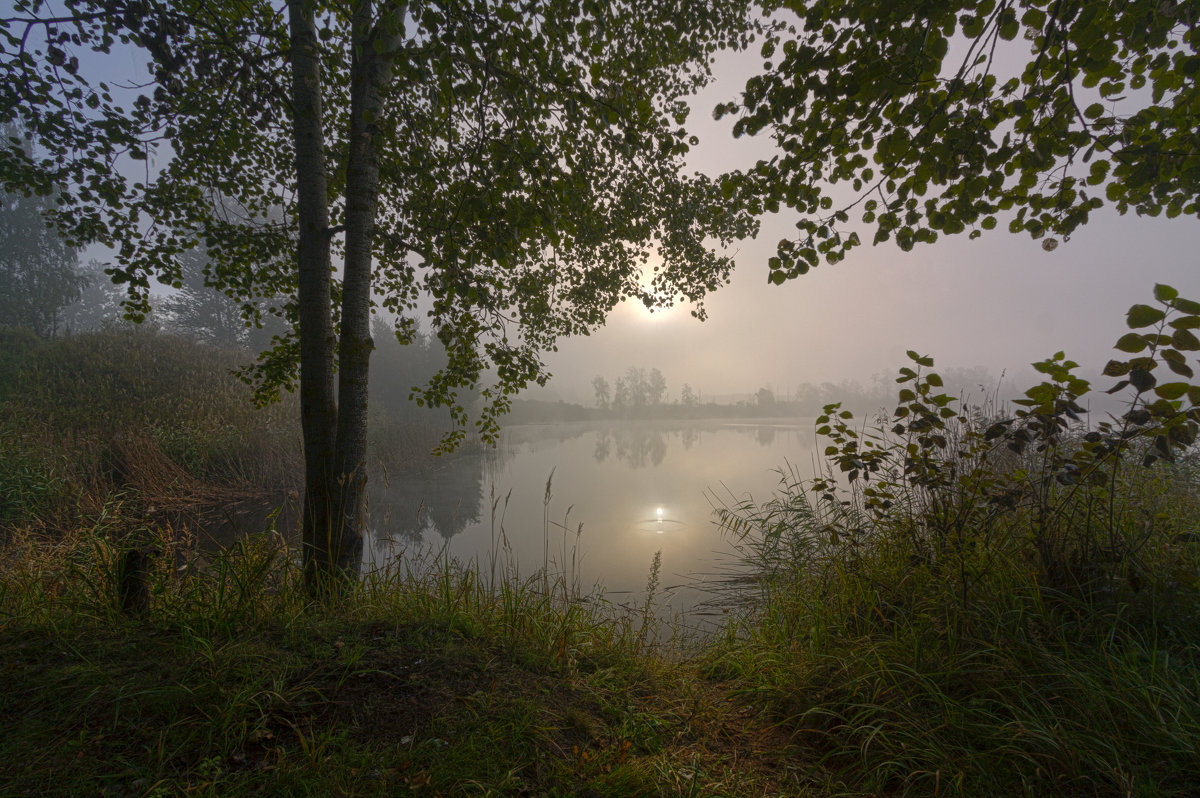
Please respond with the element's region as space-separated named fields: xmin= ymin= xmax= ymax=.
xmin=287 ymin=0 xmax=400 ymax=594
xmin=287 ymin=0 xmax=340 ymax=593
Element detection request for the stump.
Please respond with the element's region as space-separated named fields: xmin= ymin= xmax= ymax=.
xmin=117 ymin=547 xmax=158 ymax=616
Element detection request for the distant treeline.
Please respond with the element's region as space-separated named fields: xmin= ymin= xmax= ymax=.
xmin=511 ymin=365 xmax=1002 ymax=425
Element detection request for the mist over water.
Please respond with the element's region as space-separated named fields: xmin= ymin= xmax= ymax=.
xmin=365 ymin=420 xmax=821 ymax=617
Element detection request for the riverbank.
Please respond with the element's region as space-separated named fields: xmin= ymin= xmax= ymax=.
xmin=0 ymin=327 xmax=453 ymax=540
xmin=0 ymin=526 xmax=799 ymax=796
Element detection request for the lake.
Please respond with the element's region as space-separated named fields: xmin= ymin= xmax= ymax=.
xmin=365 ymin=420 xmax=822 ymax=622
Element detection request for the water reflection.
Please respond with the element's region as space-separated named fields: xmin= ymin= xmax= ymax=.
xmin=365 ymin=421 xmax=819 ymax=615
xmin=633 ymin=504 xmax=685 ymax=536
xmin=591 ymin=427 xmax=668 ymax=468
xmin=366 ymin=448 xmax=493 ymax=565
xmin=757 ymin=425 xmax=776 ymax=446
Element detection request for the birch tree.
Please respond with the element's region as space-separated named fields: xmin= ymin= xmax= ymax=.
xmin=1 ymin=0 xmax=757 ymax=591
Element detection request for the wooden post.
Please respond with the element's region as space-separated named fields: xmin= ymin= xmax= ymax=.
xmin=117 ymin=547 xmax=158 ymax=616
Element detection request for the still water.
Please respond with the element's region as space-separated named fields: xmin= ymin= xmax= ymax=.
xmin=365 ymin=420 xmax=821 ymax=620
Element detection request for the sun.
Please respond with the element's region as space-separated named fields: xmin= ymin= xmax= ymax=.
xmin=628 ymin=259 xmax=688 ymax=324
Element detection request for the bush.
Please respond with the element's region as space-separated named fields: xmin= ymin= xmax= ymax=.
xmin=711 ymin=285 xmax=1200 ymax=797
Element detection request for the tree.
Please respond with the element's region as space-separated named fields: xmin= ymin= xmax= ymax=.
xmin=613 ymin=374 xmax=631 ymax=409
xmin=646 ymin=367 xmax=668 ymax=405
xmin=1 ymin=0 xmax=757 ymax=591
xmin=60 ymin=259 xmax=162 ymax=332
xmin=722 ymin=0 xmax=1200 ymax=281
xmin=160 ymin=248 xmax=287 ymax=351
xmin=0 ymin=128 xmax=83 ymax=337
xmin=620 ymin=367 xmax=648 ymax=407
xmin=680 ymin=382 xmax=698 ymax=406
xmin=591 ymin=375 xmax=611 ymax=410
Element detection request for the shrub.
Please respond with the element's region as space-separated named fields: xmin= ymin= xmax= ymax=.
xmin=711 ymin=285 xmax=1200 ymax=796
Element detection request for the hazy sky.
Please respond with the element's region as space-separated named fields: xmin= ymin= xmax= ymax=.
xmin=536 ymin=46 xmax=1200 ymax=405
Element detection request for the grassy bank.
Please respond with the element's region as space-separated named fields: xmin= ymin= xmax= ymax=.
xmin=0 ymin=327 xmax=454 ymax=537
xmin=0 ymin=327 xmax=301 ymax=532
xmin=0 ymin=331 xmax=800 ymax=794
xmin=0 ymin=523 xmax=798 ymax=796
xmin=706 ymin=287 xmax=1200 ymax=796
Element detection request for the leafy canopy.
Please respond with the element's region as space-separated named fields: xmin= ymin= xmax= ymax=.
xmin=1 ymin=0 xmax=758 ymax=442
xmin=720 ymin=0 xmax=1200 ymax=281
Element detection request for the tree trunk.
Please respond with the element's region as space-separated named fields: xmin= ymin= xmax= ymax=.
xmin=329 ymin=0 xmax=407 ymax=580
xmin=287 ymin=0 xmax=339 ymax=594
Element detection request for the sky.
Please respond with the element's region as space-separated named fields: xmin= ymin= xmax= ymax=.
xmin=533 ymin=44 xmax=1200 ymax=406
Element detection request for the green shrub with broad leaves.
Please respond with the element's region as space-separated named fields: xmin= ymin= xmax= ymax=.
xmin=711 ymin=285 xmax=1200 ymax=797
xmin=806 ymin=283 xmax=1200 ymax=602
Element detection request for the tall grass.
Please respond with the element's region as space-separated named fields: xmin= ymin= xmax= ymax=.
xmin=707 ymin=287 xmax=1200 ymax=797
xmin=1 ymin=504 xmax=746 ymax=797
xmin=0 ymin=327 xmax=302 ymax=530
xmin=0 ymin=326 xmax=455 ymax=537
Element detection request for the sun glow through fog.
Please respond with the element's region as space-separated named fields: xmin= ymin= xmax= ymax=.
xmin=629 ymin=258 xmax=688 ymax=325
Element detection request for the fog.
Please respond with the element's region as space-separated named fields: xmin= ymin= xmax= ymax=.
xmin=535 ymin=209 xmax=1198 ymax=405
xmin=531 ymin=49 xmax=1200 ymax=406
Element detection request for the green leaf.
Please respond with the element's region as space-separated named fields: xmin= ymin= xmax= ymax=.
xmin=1129 ymin=369 xmax=1157 ymax=392
xmin=1165 ymin=359 xmax=1195 ymax=379
xmin=1126 ymin=304 xmax=1166 ymax=328
xmin=1173 ymin=328 xmax=1200 ymax=351
xmin=1154 ymin=382 xmax=1189 ymax=400
xmin=1114 ymin=333 xmax=1147 ymax=353
xmin=1154 ymin=284 xmax=1179 ymax=302
xmin=1103 ymin=359 xmax=1132 ymax=377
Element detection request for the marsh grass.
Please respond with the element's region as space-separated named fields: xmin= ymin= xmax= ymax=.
xmin=0 ymin=327 xmax=301 ymax=530
xmin=0 ymin=327 xmax=457 ymax=538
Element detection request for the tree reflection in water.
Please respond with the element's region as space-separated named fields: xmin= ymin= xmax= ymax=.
xmin=363 ymin=422 xmax=813 ymax=569
xmin=367 ymin=449 xmax=492 ymax=561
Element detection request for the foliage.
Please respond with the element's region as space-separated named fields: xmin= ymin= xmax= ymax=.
xmin=611 ymin=366 xmax=669 ymax=409
xmin=0 ymin=326 xmax=461 ymax=533
xmin=58 ymin=259 xmax=144 ymax=332
xmin=159 ymin=247 xmax=290 ymax=353
xmin=711 ymin=286 xmax=1200 ymax=795
xmin=591 ymin=374 xmax=611 ymax=409
xmin=0 ymin=0 xmax=758 ymax=440
xmin=1 ymin=0 xmax=762 ymax=586
xmin=723 ymin=0 xmax=1200 ymax=280
xmin=0 ymin=517 xmax=796 ymax=796
xmin=811 ymin=283 xmax=1200 ymax=592
xmin=680 ymin=382 xmax=698 ymax=407
xmin=0 ymin=327 xmax=301 ymax=530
